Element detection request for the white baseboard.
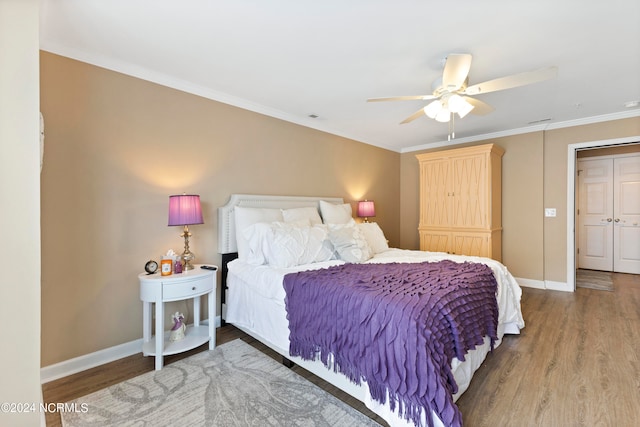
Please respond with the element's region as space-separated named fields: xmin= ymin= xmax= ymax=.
xmin=41 ymin=316 xmax=221 ymax=384
xmin=515 ymin=277 xmax=545 ymax=289
xmin=515 ymin=277 xmax=573 ymax=292
xmin=40 ymin=338 xmax=143 ymax=384
xmin=545 ymin=280 xmax=573 ymax=292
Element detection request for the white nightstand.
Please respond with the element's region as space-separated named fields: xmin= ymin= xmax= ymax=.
xmin=139 ymin=265 xmax=217 ymax=370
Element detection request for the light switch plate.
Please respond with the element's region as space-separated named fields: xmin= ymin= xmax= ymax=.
xmin=545 ymin=208 xmax=557 ymax=217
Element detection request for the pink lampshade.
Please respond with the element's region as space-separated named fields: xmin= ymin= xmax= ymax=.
xmin=357 ymin=200 xmax=375 ymax=218
xmin=168 ymin=194 xmax=204 ymax=226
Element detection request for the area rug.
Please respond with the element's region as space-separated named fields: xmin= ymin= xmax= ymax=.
xmin=576 ymin=269 xmax=614 ymax=291
xmin=61 ymin=339 xmax=380 ymax=427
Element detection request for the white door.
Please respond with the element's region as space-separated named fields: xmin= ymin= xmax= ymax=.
xmin=577 ymin=158 xmax=614 ymax=271
xmin=578 ymin=155 xmax=640 ymax=274
xmin=613 ymin=156 xmax=640 ymax=274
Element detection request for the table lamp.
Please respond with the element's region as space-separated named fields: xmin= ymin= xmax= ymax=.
xmin=168 ymin=194 xmax=204 ymax=270
xmin=357 ymin=200 xmax=375 ymax=223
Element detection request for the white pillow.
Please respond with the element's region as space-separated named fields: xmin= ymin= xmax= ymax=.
xmin=242 ymin=222 xmax=274 ymax=265
xmin=269 ymin=222 xmax=335 ymax=267
xmin=242 ymin=219 xmax=311 ymax=266
xmin=242 ymin=220 xmax=334 ymax=267
xmin=301 ymin=224 xmax=335 ymax=264
xmin=358 ymin=222 xmax=389 ymax=254
xmin=282 ymin=207 xmax=322 ymax=225
xmin=319 ymin=200 xmax=352 ymax=224
xmin=268 ymin=222 xmax=309 ymax=268
xmin=328 ymin=219 xmax=372 ymax=263
xmin=234 ymin=207 xmax=283 ymax=260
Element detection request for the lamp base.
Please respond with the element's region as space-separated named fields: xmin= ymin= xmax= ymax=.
xmin=181 ymin=252 xmax=196 ymax=270
xmin=180 ymin=225 xmax=196 ymax=270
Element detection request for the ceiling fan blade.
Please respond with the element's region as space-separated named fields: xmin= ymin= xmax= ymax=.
xmin=400 ymin=108 xmax=426 ymax=124
xmin=367 ymin=95 xmax=436 ymax=102
xmin=464 ymin=66 xmax=558 ymax=95
xmin=442 ymin=53 xmax=472 ymax=91
xmin=463 ymin=97 xmax=494 ymax=115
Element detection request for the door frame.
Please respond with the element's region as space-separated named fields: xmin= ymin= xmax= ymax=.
xmin=566 ymin=136 xmax=640 ymax=291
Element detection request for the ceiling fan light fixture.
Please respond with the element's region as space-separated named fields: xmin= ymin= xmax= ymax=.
xmin=435 ymin=107 xmax=451 ymax=122
xmin=424 ymin=100 xmax=442 ymax=119
xmin=456 ymin=101 xmax=474 ymax=118
xmin=447 ymin=94 xmax=462 ymax=112
xmin=448 ymin=94 xmax=473 ymax=116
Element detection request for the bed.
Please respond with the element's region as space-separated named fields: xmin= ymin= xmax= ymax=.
xmin=218 ymin=194 xmax=524 ymax=427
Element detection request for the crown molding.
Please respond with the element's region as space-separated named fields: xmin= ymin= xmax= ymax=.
xmin=40 ymin=42 xmax=640 ymax=155
xmin=39 ymin=43 xmax=396 ymax=151
xmin=401 ymin=110 xmax=640 ymax=153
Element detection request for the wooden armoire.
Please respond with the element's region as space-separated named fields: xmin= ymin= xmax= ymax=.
xmin=416 ymin=143 xmax=504 ymax=261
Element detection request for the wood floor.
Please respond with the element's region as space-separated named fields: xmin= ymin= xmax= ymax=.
xmin=456 ymin=272 xmax=640 ymax=427
xmin=43 ymin=272 xmax=640 ymax=427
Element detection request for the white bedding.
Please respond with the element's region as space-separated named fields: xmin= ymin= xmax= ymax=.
xmin=225 ymin=248 xmax=525 ymax=427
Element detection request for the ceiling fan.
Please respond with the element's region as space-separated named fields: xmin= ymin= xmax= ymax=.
xmin=367 ymin=54 xmax=558 ymax=128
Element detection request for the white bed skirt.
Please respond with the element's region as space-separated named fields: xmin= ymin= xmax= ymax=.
xmin=225 ymin=270 xmax=515 ymax=427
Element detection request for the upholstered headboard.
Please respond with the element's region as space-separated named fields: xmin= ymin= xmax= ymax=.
xmin=217 ymin=194 xmax=344 ymax=255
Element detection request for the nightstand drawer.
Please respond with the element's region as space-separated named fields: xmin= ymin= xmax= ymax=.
xmin=163 ymin=276 xmax=212 ymax=300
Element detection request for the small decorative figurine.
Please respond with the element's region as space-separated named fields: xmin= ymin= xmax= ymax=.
xmin=169 ymin=312 xmax=186 ymax=342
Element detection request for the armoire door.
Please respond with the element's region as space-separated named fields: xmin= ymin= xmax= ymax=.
xmin=577 ymin=155 xmax=640 ymax=274
xmin=451 ymin=153 xmax=488 ymax=229
xmin=419 ymin=157 xmax=452 ymax=228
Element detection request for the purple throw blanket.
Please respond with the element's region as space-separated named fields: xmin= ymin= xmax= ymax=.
xmin=283 ymin=260 xmax=498 ymax=427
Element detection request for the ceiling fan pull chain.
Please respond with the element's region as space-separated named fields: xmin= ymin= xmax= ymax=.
xmin=449 ymin=112 xmax=455 ymax=140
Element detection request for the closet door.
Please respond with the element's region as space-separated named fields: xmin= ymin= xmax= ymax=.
xmin=577 ymin=158 xmax=613 ymax=271
xmin=578 ymin=155 xmax=640 ymax=274
xmin=613 ymin=156 xmax=640 ymax=274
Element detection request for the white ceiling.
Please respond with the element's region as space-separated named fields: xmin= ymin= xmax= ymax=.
xmin=40 ymin=0 xmax=640 ymax=153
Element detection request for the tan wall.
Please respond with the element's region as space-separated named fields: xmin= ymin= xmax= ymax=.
xmin=400 ymin=118 xmax=640 ymax=284
xmin=499 ymin=133 xmax=545 ymax=280
xmin=399 ymin=150 xmax=421 ymax=249
xmin=1 ymin=1 xmax=42 ymax=425
xmin=40 ymin=52 xmax=400 ymax=366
